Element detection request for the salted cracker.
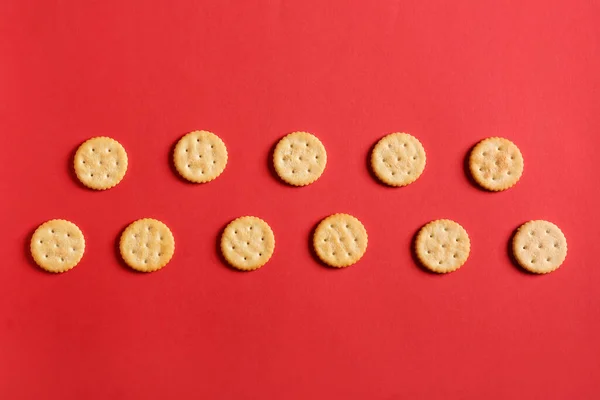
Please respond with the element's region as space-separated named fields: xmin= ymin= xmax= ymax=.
xmin=220 ymin=216 xmax=275 ymax=271
xmin=120 ymin=218 xmax=175 ymax=272
xmin=469 ymin=137 xmax=523 ymax=191
xmin=30 ymin=219 xmax=85 ymax=273
xmin=512 ymin=220 xmax=567 ymax=274
xmin=74 ymin=137 xmax=128 ymax=190
xmin=371 ymin=133 xmax=426 ymax=187
xmin=415 ymin=219 xmax=470 ymax=273
xmin=313 ymin=214 xmax=368 ymax=268
xmin=173 ymin=130 xmax=228 ymax=183
xmin=273 ymin=132 xmax=327 ymax=186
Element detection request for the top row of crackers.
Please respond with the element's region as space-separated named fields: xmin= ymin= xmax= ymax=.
xmin=74 ymin=131 xmax=524 ymax=191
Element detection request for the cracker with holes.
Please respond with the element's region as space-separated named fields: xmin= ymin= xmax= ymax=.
xmin=173 ymin=130 xmax=228 ymax=183
xmin=469 ymin=137 xmax=523 ymax=191
xmin=221 ymin=216 xmax=275 ymax=271
xmin=30 ymin=219 xmax=85 ymax=273
xmin=371 ymin=133 xmax=426 ymax=187
xmin=120 ymin=219 xmax=175 ymax=272
xmin=74 ymin=137 xmax=128 ymax=190
xmin=313 ymin=214 xmax=368 ymax=268
xmin=415 ymin=219 xmax=470 ymax=273
xmin=512 ymin=220 xmax=567 ymax=274
xmin=273 ymin=131 xmax=327 ymax=186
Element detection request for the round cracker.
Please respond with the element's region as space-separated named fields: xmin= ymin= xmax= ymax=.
xmin=30 ymin=219 xmax=85 ymax=273
xmin=512 ymin=220 xmax=567 ymax=274
xmin=415 ymin=219 xmax=470 ymax=273
xmin=371 ymin=133 xmax=426 ymax=186
xmin=220 ymin=216 xmax=275 ymax=271
xmin=313 ymin=214 xmax=368 ymax=268
xmin=173 ymin=130 xmax=228 ymax=183
xmin=273 ymin=132 xmax=327 ymax=186
xmin=120 ymin=219 xmax=175 ymax=272
xmin=469 ymin=137 xmax=523 ymax=191
xmin=74 ymin=137 xmax=128 ymax=190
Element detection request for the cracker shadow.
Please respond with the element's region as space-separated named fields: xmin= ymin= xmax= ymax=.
xmin=307 ymin=219 xmax=355 ymax=271
xmin=168 ymin=136 xmax=198 ymax=185
xmin=266 ymin=137 xmax=295 ymax=187
xmin=507 ymin=224 xmax=533 ymax=275
xmin=215 ymin=219 xmax=258 ymax=273
xmin=365 ymin=137 xmax=419 ymax=189
xmin=308 ymin=220 xmax=325 ymax=268
xmin=113 ymin=222 xmax=145 ymax=274
xmin=24 ymin=225 xmax=51 ymax=275
xmin=463 ymin=142 xmax=491 ymax=191
xmin=410 ymin=224 xmax=443 ymax=275
xmin=68 ymin=142 xmax=90 ymax=190
xmin=365 ymin=139 xmax=383 ymax=185
xmin=463 ymin=143 xmax=479 ymax=188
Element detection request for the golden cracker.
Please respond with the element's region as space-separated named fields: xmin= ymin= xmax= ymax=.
xmin=74 ymin=137 xmax=128 ymax=190
xmin=30 ymin=219 xmax=85 ymax=273
xmin=120 ymin=218 xmax=175 ymax=272
xmin=512 ymin=220 xmax=567 ymax=274
xmin=415 ymin=219 xmax=470 ymax=273
xmin=221 ymin=216 xmax=275 ymax=271
xmin=371 ymin=133 xmax=426 ymax=187
xmin=469 ymin=137 xmax=523 ymax=191
xmin=313 ymin=213 xmax=368 ymax=268
xmin=173 ymin=130 xmax=228 ymax=183
xmin=273 ymin=132 xmax=327 ymax=186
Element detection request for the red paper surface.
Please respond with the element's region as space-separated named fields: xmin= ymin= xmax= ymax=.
xmin=1 ymin=1 xmax=599 ymax=399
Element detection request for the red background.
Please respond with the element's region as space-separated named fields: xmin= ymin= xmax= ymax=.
xmin=1 ymin=1 xmax=599 ymax=399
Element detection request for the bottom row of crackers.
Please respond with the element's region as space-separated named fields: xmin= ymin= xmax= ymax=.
xmin=29 ymin=215 xmax=568 ymax=274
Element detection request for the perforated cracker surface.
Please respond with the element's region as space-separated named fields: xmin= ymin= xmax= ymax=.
xmin=273 ymin=132 xmax=327 ymax=186
xmin=173 ymin=130 xmax=228 ymax=183
xmin=371 ymin=133 xmax=426 ymax=187
xmin=415 ymin=219 xmax=470 ymax=273
xmin=512 ymin=220 xmax=567 ymax=274
xmin=469 ymin=137 xmax=523 ymax=191
xmin=221 ymin=216 xmax=275 ymax=271
xmin=74 ymin=137 xmax=128 ymax=190
xmin=313 ymin=214 xmax=368 ymax=268
xmin=30 ymin=219 xmax=85 ymax=273
xmin=120 ymin=219 xmax=175 ymax=272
